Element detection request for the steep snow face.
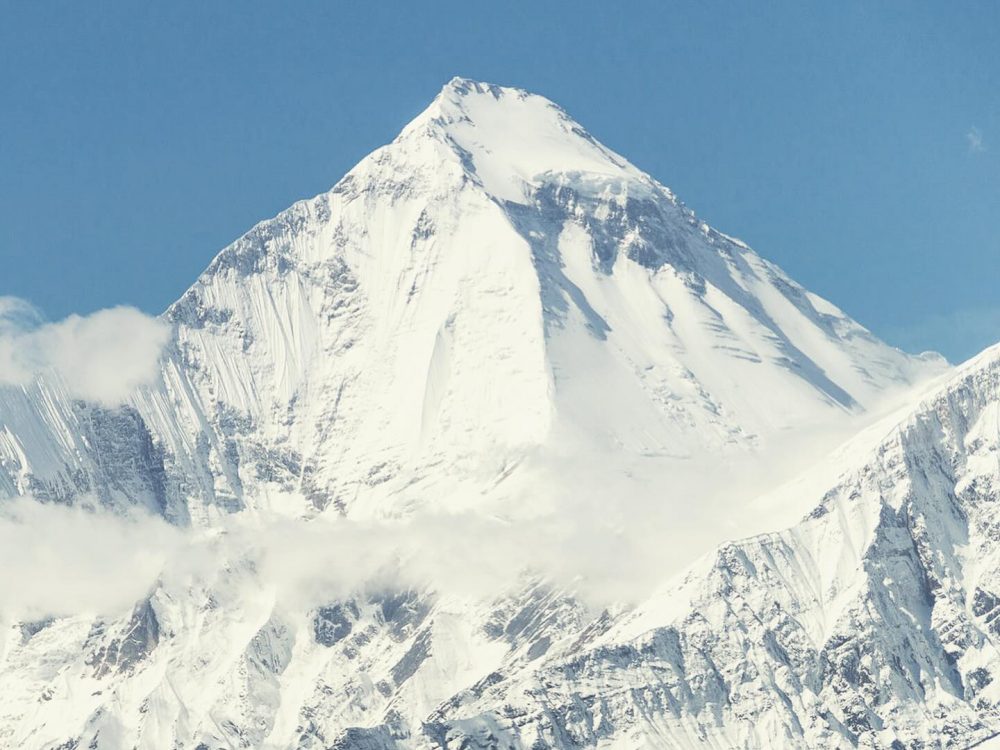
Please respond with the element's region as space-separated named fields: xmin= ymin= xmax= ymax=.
xmin=1 ymin=77 xmax=940 ymax=524
xmin=0 ymin=379 xmax=173 ymax=519
xmin=145 ymin=107 xmax=555 ymax=522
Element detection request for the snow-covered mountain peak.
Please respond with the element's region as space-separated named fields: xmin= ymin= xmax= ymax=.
xmin=401 ymin=77 xmax=649 ymax=203
xmin=5 ymin=79 xmax=949 ymax=528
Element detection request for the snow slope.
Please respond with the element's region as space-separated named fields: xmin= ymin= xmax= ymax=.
xmin=0 ymin=79 xmax=981 ymax=750
xmin=429 ymin=343 xmax=1000 ymax=749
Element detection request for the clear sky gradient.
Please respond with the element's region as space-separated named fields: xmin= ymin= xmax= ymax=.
xmin=2 ymin=2 xmax=997 ymax=362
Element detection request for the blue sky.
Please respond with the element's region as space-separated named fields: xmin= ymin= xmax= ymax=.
xmin=1 ymin=1 xmax=997 ymax=362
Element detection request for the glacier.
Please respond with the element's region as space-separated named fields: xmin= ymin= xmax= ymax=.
xmin=1 ymin=78 xmax=996 ymax=749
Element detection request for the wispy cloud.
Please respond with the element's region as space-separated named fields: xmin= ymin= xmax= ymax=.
xmin=0 ymin=298 xmax=169 ymax=405
xmin=966 ymin=126 xmax=986 ymax=153
xmin=884 ymin=305 xmax=1000 ymax=364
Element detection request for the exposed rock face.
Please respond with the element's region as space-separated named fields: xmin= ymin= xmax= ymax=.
xmin=315 ymin=603 xmax=360 ymax=647
xmin=86 ymin=599 xmax=160 ymax=679
xmin=1 ymin=79 xmax=988 ymax=749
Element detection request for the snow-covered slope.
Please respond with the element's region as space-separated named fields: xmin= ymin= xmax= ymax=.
xmin=427 ymin=343 xmax=1000 ymax=749
xmin=0 ymin=78 xmax=982 ymax=750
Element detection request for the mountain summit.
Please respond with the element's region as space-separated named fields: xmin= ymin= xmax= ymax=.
xmin=1 ymin=81 xmax=984 ymax=750
xmin=404 ymin=77 xmax=650 ymax=203
xmin=133 ymin=77 xmax=943 ymax=522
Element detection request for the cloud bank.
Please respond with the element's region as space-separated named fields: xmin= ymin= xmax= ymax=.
xmin=0 ymin=413 xmax=871 ymax=623
xmin=0 ymin=298 xmax=169 ymax=405
xmin=0 ymin=497 xmax=185 ymax=620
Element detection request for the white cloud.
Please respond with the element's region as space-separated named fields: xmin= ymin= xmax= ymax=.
xmin=0 ymin=298 xmax=170 ymax=405
xmin=967 ymin=126 xmax=986 ymax=153
xmin=0 ymin=497 xmax=184 ymax=620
